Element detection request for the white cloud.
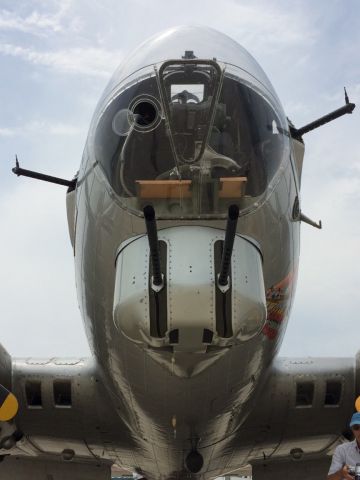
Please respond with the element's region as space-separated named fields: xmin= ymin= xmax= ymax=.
xmin=0 ymin=0 xmax=316 ymax=80
xmin=0 ymin=127 xmax=15 ymax=136
xmin=0 ymin=182 xmax=89 ymax=357
xmin=0 ymin=0 xmax=79 ymax=36
xmin=348 ymin=83 xmax=360 ymax=104
xmin=0 ymin=120 xmax=85 ymax=137
xmin=0 ymin=43 xmax=122 ymax=76
xmin=48 ymin=123 xmax=83 ymax=135
xmin=226 ymin=1 xmax=317 ymax=50
xmin=283 ymin=100 xmax=312 ymax=122
xmin=140 ymin=0 xmax=317 ymax=58
xmin=0 ymin=9 xmax=61 ymax=34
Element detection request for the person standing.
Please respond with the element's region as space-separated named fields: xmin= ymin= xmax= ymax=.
xmin=328 ymin=413 xmax=360 ymax=480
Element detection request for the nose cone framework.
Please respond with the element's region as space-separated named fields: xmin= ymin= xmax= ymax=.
xmin=90 ymin=26 xmax=290 ymax=220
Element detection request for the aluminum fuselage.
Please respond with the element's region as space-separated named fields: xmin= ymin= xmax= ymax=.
xmin=4 ymin=25 xmax=357 ymax=480
xmin=72 ymin=144 xmax=300 ymax=475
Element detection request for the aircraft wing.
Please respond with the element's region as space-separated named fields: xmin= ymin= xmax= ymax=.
xmin=0 ymin=344 xmax=138 ymax=479
xmin=2 ymin=342 xmax=358 ymax=479
xmin=205 ymin=354 xmax=359 ymax=480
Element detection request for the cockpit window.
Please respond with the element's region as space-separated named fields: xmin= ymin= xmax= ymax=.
xmin=93 ymin=61 xmax=290 ymax=219
xmin=158 ymin=59 xmax=223 ymax=166
xmin=171 ymin=84 xmax=205 ymax=103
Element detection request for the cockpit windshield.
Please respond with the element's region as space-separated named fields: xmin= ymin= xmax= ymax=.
xmin=92 ymin=48 xmax=290 ymax=219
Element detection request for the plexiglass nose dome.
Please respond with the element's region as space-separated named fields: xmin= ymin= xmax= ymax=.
xmin=91 ymin=26 xmax=290 ymax=219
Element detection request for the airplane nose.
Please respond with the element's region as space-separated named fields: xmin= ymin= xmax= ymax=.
xmin=113 ymin=225 xmax=266 ymax=354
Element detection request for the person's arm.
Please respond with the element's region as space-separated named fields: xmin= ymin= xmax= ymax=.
xmin=327 ymin=446 xmax=354 ymax=480
xmin=327 ymin=465 xmax=353 ymax=480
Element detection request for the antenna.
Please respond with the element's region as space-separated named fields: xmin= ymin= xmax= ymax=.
xmin=344 ymin=86 xmax=349 ymax=105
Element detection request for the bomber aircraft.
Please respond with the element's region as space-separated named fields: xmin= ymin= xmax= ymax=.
xmin=0 ymin=25 xmax=357 ymax=480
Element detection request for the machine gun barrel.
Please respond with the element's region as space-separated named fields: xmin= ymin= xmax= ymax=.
xmin=218 ymin=204 xmax=239 ymax=287
xmin=291 ymin=94 xmax=355 ymax=139
xmin=143 ymin=205 xmax=163 ymax=287
xmin=296 ymin=102 xmax=355 ymax=137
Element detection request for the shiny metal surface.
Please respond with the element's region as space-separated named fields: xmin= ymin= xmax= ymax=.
xmin=1 ymin=354 xmax=356 ymax=479
xmin=0 ymin=26 xmax=355 ymax=480
xmin=113 ymin=226 xmax=266 ymax=355
xmin=69 ymin=141 xmax=299 ymax=477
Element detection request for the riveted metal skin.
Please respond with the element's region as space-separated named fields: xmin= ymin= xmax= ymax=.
xmin=2 ymin=26 xmax=357 ymax=480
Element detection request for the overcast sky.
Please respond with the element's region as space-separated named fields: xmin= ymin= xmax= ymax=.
xmin=0 ymin=0 xmax=359 ymax=359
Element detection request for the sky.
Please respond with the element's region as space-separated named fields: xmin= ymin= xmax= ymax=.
xmin=0 ymin=0 xmax=359 ymax=359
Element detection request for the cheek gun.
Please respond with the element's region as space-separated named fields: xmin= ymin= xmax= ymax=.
xmin=143 ymin=205 xmax=164 ymax=290
xmin=12 ymin=156 xmax=77 ymax=190
xmin=290 ymin=87 xmax=355 ymax=140
xmin=218 ymin=204 xmax=239 ymax=287
xmin=113 ymin=205 xmax=266 ymax=358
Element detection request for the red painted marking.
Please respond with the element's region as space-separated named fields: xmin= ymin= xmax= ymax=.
xmin=262 ymin=324 xmax=278 ymax=340
xmin=267 ymin=309 xmax=284 ymax=323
